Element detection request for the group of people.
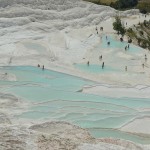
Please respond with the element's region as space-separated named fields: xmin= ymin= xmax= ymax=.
xmin=99 ymin=55 xmax=104 ymax=69
xmin=126 ymin=54 xmax=148 ymax=71
xmin=87 ymin=26 xmax=149 ymax=73
xmin=95 ymin=26 xmax=104 ymax=35
xmin=124 ymin=44 xmax=130 ymax=71
xmin=38 ymin=64 xmax=45 ymax=70
xmin=142 ymin=54 xmax=148 ymax=68
xmin=125 ymin=44 xmax=130 ymax=51
xmin=87 ymin=53 xmax=104 ymax=69
xmin=87 ymin=60 xmax=104 ymax=69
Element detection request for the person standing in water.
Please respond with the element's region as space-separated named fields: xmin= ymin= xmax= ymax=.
xmin=38 ymin=64 xmax=40 ymax=67
xmin=125 ymin=66 xmax=127 ymax=71
xmin=128 ymin=44 xmax=130 ymax=49
xmin=42 ymin=65 xmax=44 ymax=70
xmin=87 ymin=61 xmax=89 ymax=66
xmin=102 ymin=62 xmax=104 ymax=69
xmin=125 ymin=46 xmax=127 ymax=51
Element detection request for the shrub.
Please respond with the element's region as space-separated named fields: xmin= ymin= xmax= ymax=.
xmin=113 ymin=15 xmax=126 ymax=36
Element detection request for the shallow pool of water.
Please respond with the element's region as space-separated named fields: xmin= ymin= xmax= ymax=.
xmin=75 ymin=64 xmax=119 ymax=73
xmin=75 ymin=35 xmax=144 ymax=74
xmin=0 ymin=66 xmax=150 ymax=144
xmin=101 ymin=35 xmax=143 ymax=53
xmin=89 ymin=128 xmax=150 ymax=145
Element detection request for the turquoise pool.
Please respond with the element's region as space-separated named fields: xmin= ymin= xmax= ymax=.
xmin=0 ymin=66 xmax=150 ymax=144
xmin=75 ymin=64 xmax=119 ymax=73
xmin=101 ymin=35 xmax=143 ymax=53
xmin=74 ymin=35 xmax=144 ymax=74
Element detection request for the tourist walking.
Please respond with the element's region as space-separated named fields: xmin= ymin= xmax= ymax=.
xmin=100 ymin=27 xmax=103 ymax=31
xmin=142 ymin=63 xmax=144 ymax=68
xmin=125 ymin=46 xmax=127 ymax=51
xmin=42 ymin=65 xmax=44 ymax=70
xmin=87 ymin=61 xmax=89 ymax=66
xmin=102 ymin=62 xmax=104 ymax=69
xmin=106 ymin=36 xmax=107 ymax=40
xmin=99 ymin=55 xmax=102 ymax=61
xmin=145 ymin=54 xmax=147 ymax=62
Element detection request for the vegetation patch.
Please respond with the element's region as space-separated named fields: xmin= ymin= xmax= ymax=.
xmin=137 ymin=0 xmax=150 ymax=13
xmin=84 ymin=0 xmax=116 ymax=5
xmin=84 ymin=0 xmax=150 ymax=12
xmin=126 ymin=20 xmax=150 ymax=50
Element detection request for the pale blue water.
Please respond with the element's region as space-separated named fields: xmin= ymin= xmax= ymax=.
xmin=0 ymin=66 xmax=150 ymax=144
xmin=75 ymin=64 xmax=119 ymax=73
xmin=75 ymin=35 xmax=144 ymax=74
xmin=0 ymin=66 xmax=93 ymax=92
xmin=89 ymin=128 xmax=150 ymax=144
xmin=101 ymin=35 xmax=143 ymax=53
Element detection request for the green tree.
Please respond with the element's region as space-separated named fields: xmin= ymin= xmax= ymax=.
xmin=118 ymin=0 xmax=138 ymax=9
xmin=113 ymin=15 xmax=126 ymax=36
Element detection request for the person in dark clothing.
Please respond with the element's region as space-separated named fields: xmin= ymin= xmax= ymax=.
xmin=87 ymin=61 xmax=89 ymax=66
xmin=142 ymin=63 xmax=144 ymax=68
xmin=107 ymin=41 xmax=110 ymax=45
xmin=42 ymin=65 xmax=44 ymax=70
xmin=106 ymin=36 xmax=107 ymax=40
xmin=100 ymin=27 xmax=103 ymax=31
xmin=99 ymin=55 xmax=102 ymax=61
xmin=120 ymin=37 xmax=123 ymax=42
xmin=102 ymin=62 xmax=104 ymax=69
xmin=145 ymin=54 xmax=147 ymax=62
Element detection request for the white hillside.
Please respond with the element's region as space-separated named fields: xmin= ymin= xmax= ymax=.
xmin=0 ymin=0 xmax=115 ymax=29
xmin=1 ymin=1 xmax=150 ymax=149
